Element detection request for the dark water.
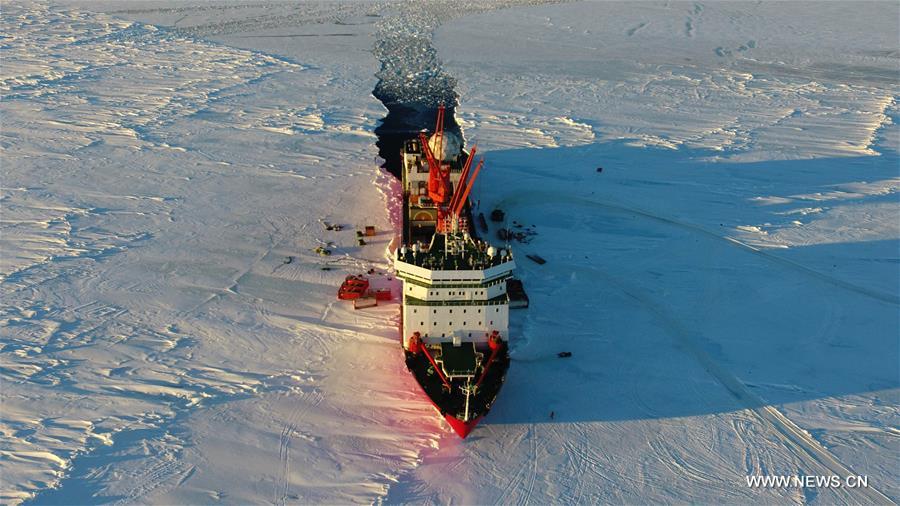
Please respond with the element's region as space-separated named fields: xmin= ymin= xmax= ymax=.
xmin=371 ymin=16 xmax=462 ymax=180
xmin=372 ymin=97 xmax=461 ymax=180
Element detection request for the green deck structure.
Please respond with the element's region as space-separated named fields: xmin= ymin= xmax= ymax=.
xmin=439 ymin=341 xmax=478 ymax=377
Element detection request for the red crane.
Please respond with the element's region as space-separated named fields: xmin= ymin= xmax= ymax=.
xmin=421 ymin=105 xmax=487 ymax=234
xmin=420 ymin=105 xmax=450 ymax=205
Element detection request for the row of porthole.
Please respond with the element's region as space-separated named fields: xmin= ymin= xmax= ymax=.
xmin=404 ymin=277 xmax=505 ymax=289
xmin=428 ymin=290 xmax=485 ymax=296
xmin=419 ymin=321 xmax=494 ymax=330
xmin=412 ymin=307 xmax=501 ymax=314
xmin=407 ymin=285 xmax=495 ymax=295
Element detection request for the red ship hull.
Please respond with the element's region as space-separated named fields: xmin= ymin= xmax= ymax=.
xmin=444 ymin=413 xmax=483 ymax=438
xmin=399 ymin=312 xmax=492 ymax=438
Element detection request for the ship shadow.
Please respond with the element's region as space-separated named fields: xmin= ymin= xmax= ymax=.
xmin=467 ymin=139 xmax=899 ymax=426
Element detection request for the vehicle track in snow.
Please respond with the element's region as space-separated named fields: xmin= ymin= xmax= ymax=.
xmin=275 ymin=419 xmax=294 ymax=505
xmin=112 ymin=457 xmax=193 ymax=506
xmin=499 ymin=190 xmax=894 ymax=503
xmin=578 ymin=262 xmax=890 ymax=503
xmin=522 ymin=423 xmax=540 ymax=506
xmin=273 ymin=391 xmax=322 ymax=505
xmin=493 ymin=428 xmax=532 ymax=502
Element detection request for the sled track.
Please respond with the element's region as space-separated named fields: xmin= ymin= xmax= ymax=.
xmin=499 ymin=188 xmax=894 ymax=502
xmin=567 ymin=261 xmax=893 ymax=504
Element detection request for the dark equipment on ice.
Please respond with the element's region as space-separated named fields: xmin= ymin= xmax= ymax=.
xmin=557 ymin=352 xmax=572 ymax=358
xmin=490 ymin=209 xmax=505 ymax=222
xmin=506 ymin=278 xmax=529 ymax=309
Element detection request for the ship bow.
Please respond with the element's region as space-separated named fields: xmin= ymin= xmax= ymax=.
xmin=444 ymin=414 xmax=483 ymax=438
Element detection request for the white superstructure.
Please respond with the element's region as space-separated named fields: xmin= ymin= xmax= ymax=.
xmin=395 ymin=244 xmax=515 ymax=348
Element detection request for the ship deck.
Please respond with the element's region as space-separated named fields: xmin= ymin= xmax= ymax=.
xmin=398 ymin=234 xmax=508 ymax=271
xmin=404 ymin=341 xmax=509 ymax=423
xmin=439 ymin=341 xmax=478 ymax=377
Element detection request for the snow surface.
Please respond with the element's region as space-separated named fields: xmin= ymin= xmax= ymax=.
xmin=2 ymin=1 xmax=898 ymax=504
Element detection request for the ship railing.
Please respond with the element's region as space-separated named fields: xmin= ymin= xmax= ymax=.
xmin=404 ymin=296 xmax=509 ymax=307
xmin=399 ymin=254 xmax=513 ymax=271
xmin=399 ymin=276 xmax=509 ymax=289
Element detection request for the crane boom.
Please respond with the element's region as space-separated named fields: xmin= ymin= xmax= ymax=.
xmin=448 ymin=145 xmax=476 ymax=213
xmin=452 ymin=158 xmax=484 ymax=217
